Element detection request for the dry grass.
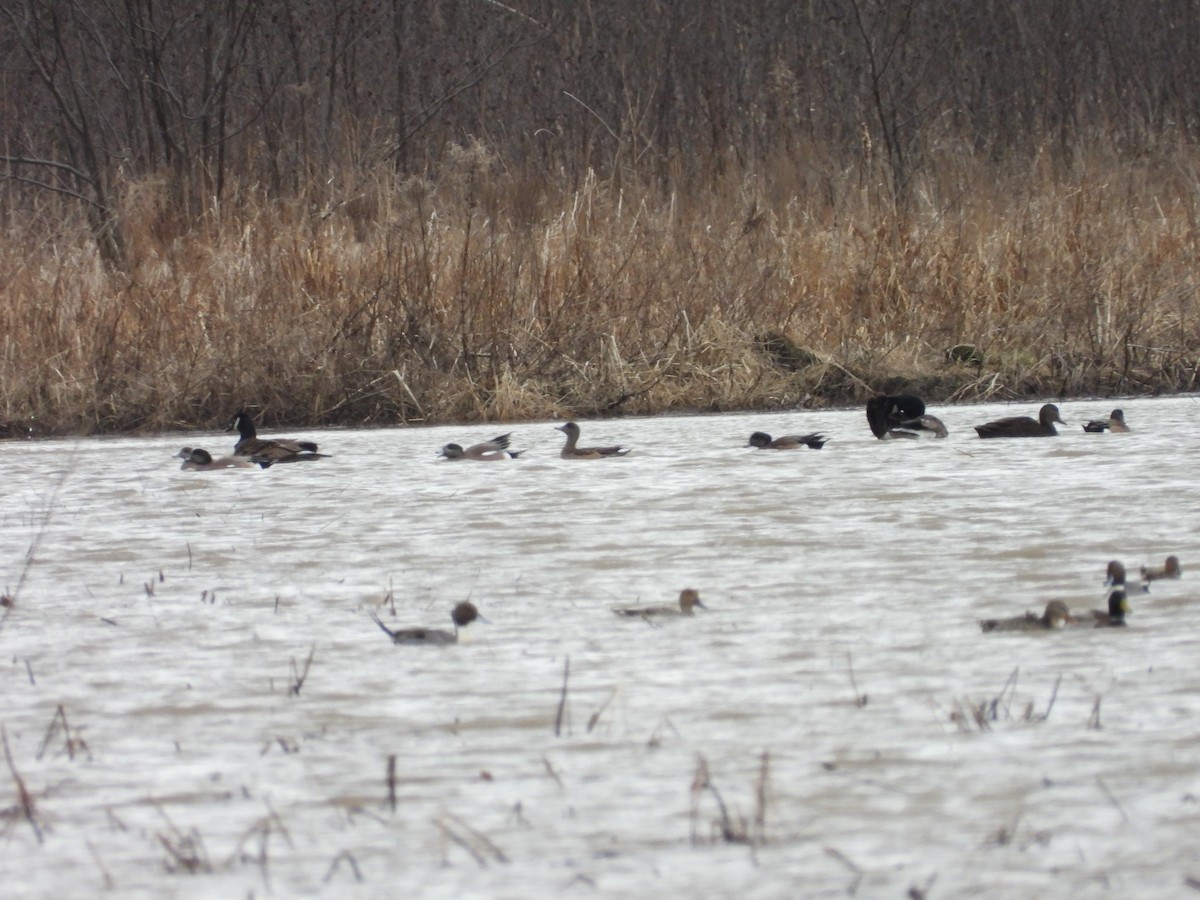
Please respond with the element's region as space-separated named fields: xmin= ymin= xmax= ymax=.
xmin=3 ymin=138 xmax=1199 ymax=435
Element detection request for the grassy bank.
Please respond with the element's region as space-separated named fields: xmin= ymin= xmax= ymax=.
xmin=3 ymin=138 xmax=1199 ymax=436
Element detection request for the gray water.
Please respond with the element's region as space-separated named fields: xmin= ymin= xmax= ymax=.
xmin=2 ymin=397 xmax=1198 ymax=898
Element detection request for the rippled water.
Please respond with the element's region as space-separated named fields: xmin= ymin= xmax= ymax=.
xmin=2 ymin=397 xmax=1199 ymax=898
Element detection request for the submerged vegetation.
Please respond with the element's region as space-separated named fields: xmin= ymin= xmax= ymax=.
xmin=2 ymin=1 xmax=1199 ymax=435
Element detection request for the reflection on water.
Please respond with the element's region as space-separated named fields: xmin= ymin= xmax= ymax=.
xmin=2 ymin=398 xmax=1200 ymax=897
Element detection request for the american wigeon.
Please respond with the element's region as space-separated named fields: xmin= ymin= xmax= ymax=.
xmin=1083 ymin=409 xmax=1130 ymax=433
xmin=369 ymin=601 xmax=484 ymax=645
xmin=1087 ymin=589 xmax=1130 ymax=628
xmin=227 ymin=410 xmax=327 ymax=465
xmin=885 ymin=414 xmax=949 ymax=439
xmin=866 ymin=394 xmax=927 ymax=439
xmin=1142 ymin=555 xmax=1182 ymax=582
xmin=556 ymin=421 xmax=630 ymax=458
xmin=439 ymin=433 xmax=522 ymax=460
xmin=1104 ymin=560 xmax=1149 ymax=594
xmin=974 ymin=404 xmax=1065 ymax=438
xmin=176 ymin=447 xmax=256 ymax=470
xmin=980 ymin=600 xmax=1073 ymax=633
xmin=747 ymin=431 xmax=827 ymax=450
xmin=613 ymin=588 xmax=706 ymax=618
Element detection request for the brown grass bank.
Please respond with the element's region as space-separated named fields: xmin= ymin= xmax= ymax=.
xmin=2 ymin=139 xmax=1199 ymax=436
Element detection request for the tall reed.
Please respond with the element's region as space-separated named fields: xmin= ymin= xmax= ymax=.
xmin=2 ymin=136 xmax=1198 ymax=434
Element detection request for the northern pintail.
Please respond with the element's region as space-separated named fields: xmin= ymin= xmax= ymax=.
xmin=557 ymin=422 xmax=630 ymax=459
xmin=613 ymin=588 xmax=706 ymax=618
xmin=1104 ymin=560 xmax=1149 ymax=594
xmin=369 ymin=601 xmax=484 ymax=645
xmin=1142 ymin=555 xmax=1182 ymax=582
xmin=974 ymin=404 xmax=1065 ymax=438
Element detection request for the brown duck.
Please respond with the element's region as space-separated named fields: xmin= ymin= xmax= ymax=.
xmin=613 ymin=588 xmax=707 ymax=618
xmin=1083 ymin=409 xmax=1130 ymax=433
xmin=557 ymin=422 xmax=630 ymax=459
xmin=980 ymin=600 xmax=1073 ymax=633
xmin=974 ymin=404 xmax=1065 ymax=439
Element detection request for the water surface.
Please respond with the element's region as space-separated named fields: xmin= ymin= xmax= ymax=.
xmin=3 ymin=398 xmax=1199 ymax=898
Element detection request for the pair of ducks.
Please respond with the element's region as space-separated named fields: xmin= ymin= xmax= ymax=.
xmin=976 ymin=404 xmax=1131 ymax=438
xmin=979 ymin=558 xmax=1182 ymax=632
xmin=178 ymin=411 xmax=328 ymax=470
xmin=867 ymin=395 xmax=949 ymax=440
xmin=439 ymin=422 xmax=630 ymax=460
xmin=371 ymin=589 xmax=706 ymax=646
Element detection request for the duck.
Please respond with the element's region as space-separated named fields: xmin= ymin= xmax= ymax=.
xmin=556 ymin=421 xmax=630 ymax=459
xmin=979 ymin=600 xmax=1073 ymax=633
xmin=1142 ymin=555 xmax=1182 ymax=582
xmin=747 ymin=431 xmax=827 ymax=450
xmin=176 ymin=447 xmax=256 ymax=470
xmin=885 ymin=414 xmax=949 ymax=439
xmin=1083 ymin=409 xmax=1130 ymax=433
xmin=613 ymin=588 xmax=706 ymax=618
xmin=439 ymin=434 xmax=522 ymax=460
xmin=369 ymin=601 xmax=484 ymax=645
xmin=1104 ymin=559 xmax=1149 ymax=594
xmin=974 ymin=403 xmax=1065 ymax=438
xmin=1087 ymin=589 xmax=1130 ymax=628
xmin=227 ymin=410 xmax=327 ymax=465
xmin=866 ymin=394 xmax=928 ymax=439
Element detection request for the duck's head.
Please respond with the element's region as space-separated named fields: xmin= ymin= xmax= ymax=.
xmin=679 ymin=588 xmax=705 ymax=613
xmin=1105 ymin=560 xmax=1127 ymax=587
xmin=439 ymin=443 xmax=464 ymax=459
xmin=178 ymin=448 xmax=213 ymax=465
xmin=1164 ymin=555 xmax=1182 ymax=576
xmin=1040 ymin=404 xmax=1066 ymax=426
xmin=747 ymin=432 xmax=773 ymax=448
xmin=451 ymin=601 xmax=484 ymax=628
xmin=1044 ymin=600 xmax=1072 ymax=628
xmin=556 ymin=422 xmax=580 ymax=437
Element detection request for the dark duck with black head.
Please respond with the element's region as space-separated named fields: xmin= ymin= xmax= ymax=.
xmin=866 ymin=395 xmax=947 ymax=439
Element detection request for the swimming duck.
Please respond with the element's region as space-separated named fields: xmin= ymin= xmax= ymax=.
xmin=439 ymin=434 xmax=522 ymax=460
xmin=1087 ymin=589 xmax=1130 ymax=628
xmin=369 ymin=601 xmax=484 ymax=645
xmin=974 ymin=404 xmax=1065 ymax=438
xmin=1104 ymin=560 xmax=1148 ymax=594
xmin=1142 ymin=555 xmax=1182 ymax=582
xmin=885 ymin=415 xmax=949 ymax=439
xmin=176 ymin=447 xmax=256 ymax=470
xmin=979 ymin=600 xmax=1073 ymax=633
xmin=227 ymin=410 xmax=327 ymax=465
xmin=556 ymin=422 xmax=630 ymax=458
xmin=613 ymin=588 xmax=706 ymax=618
xmin=747 ymin=431 xmax=827 ymax=450
xmin=1082 ymin=409 xmax=1130 ymax=433
xmin=866 ymin=394 xmax=928 ymax=439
